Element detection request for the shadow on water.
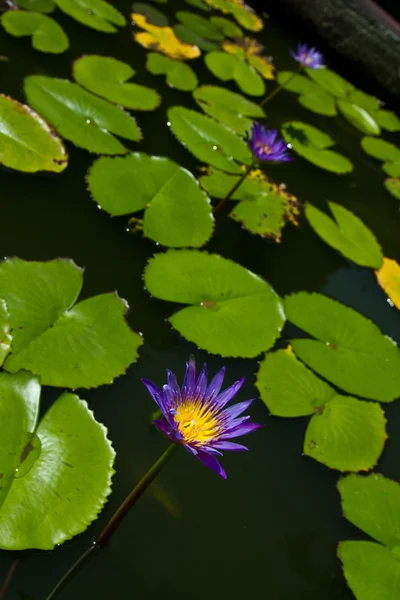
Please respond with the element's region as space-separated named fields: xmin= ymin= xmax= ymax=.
xmin=0 ymin=0 xmax=399 ymax=598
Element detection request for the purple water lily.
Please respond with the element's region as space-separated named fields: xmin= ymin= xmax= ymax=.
xmin=142 ymin=357 xmax=261 ymax=479
xmin=246 ymin=123 xmax=292 ymax=163
xmin=290 ymin=42 xmax=324 ymax=69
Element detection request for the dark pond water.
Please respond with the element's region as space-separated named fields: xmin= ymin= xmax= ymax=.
xmin=0 ymin=0 xmax=400 ymax=598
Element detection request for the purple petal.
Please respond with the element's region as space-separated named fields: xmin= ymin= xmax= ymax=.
xmin=166 ymin=369 xmax=180 ymax=397
xmin=204 ymin=366 xmax=225 ymax=402
xmin=182 ymin=356 xmax=197 ymax=397
xmin=212 ymin=441 xmax=249 ymax=452
xmin=220 ymin=422 xmax=262 ymax=440
xmin=220 ymin=399 xmax=254 ymax=422
xmin=195 ymin=364 xmax=208 ymax=398
xmin=142 ymin=378 xmax=165 ymax=411
xmin=213 ymin=377 xmax=245 ymax=410
xmin=153 ymin=419 xmax=175 ymax=440
xmin=196 ymin=449 xmax=227 ymax=479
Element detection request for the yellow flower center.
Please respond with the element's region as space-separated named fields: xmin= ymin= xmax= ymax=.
xmin=255 ymin=141 xmax=271 ymax=154
xmin=174 ymin=401 xmax=221 ymax=445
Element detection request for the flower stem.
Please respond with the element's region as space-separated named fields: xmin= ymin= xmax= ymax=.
xmin=260 ymin=63 xmax=303 ymax=107
xmin=213 ymin=163 xmax=254 ymax=215
xmin=0 ymin=558 xmax=19 ymax=600
xmin=45 ymin=443 xmax=178 ymax=600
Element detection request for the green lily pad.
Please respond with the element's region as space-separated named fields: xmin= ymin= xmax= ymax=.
xmin=384 ymin=177 xmax=400 ymax=200
xmin=361 ymin=136 xmax=400 ymax=161
xmin=0 ymin=94 xmax=67 ymax=173
xmin=193 ymin=85 xmax=264 ymax=135
xmin=383 ymin=161 xmax=400 ymax=177
xmin=205 ymin=51 xmax=265 ymax=97
xmin=173 ymin=24 xmax=219 ymax=52
xmin=24 ymin=75 xmax=141 ymax=154
xmin=0 ymin=301 xmax=12 ymax=368
xmin=200 ymin=167 xmax=300 ymax=240
xmin=278 ymin=71 xmax=337 ymax=116
xmin=132 ymin=2 xmax=168 ymax=26
xmin=305 ymin=67 xmax=354 ymax=97
xmin=305 ymin=201 xmax=383 ymax=268
xmin=167 ymin=105 xmax=252 ymax=174
xmin=16 ymin=0 xmax=55 ymax=13
xmin=282 ymin=121 xmax=353 ymax=174
xmin=87 ymin=153 xmax=214 ymax=247
xmin=348 ymin=89 xmax=380 ymax=113
xmin=257 ymin=348 xmax=387 ymax=471
xmin=144 ymin=250 xmax=285 ymax=357
xmin=73 ymin=55 xmax=160 ymax=110
xmin=185 ymin=0 xmax=209 ymax=10
xmin=284 ymin=292 xmax=400 ymax=402
xmin=146 ymin=52 xmax=198 ymax=91
xmin=176 ymin=10 xmax=224 ymax=40
xmin=0 ymin=258 xmax=142 ymax=388
xmin=1 ymin=10 xmax=68 ymax=53
xmin=53 ymin=0 xmax=125 ymax=32
xmin=0 ymin=371 xmax=115 ymax=550
xmin=204 ymin=0 xmax=263 ymax=32
xmin=337 ymin=100 xmax=380 ymax=135
xmin=375 ymin=109 xmax=400 ymax=132
xmin=210 ymin=15 xmax=242 ymax=37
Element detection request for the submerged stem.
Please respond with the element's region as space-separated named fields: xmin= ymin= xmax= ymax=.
xmin=213 ymin=163 xmax=254 ymax=215
xmin=45 ymin=443 xmax=178 ymax=600
xmin=0 ymin=558 xmax=19 ymax=600
xmin=260 ymin=63 xmax=303 ymax=107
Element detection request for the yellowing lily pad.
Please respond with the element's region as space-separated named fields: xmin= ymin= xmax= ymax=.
xmin=132 ymin=13 xmax=200 ymax=60
xmin=222 ymin=37 xmax=275 ymax=79
xmin=204 ymin=0 xmax=263 ymax=32
xmin=376 ymin=257 xmax=400 ymax=310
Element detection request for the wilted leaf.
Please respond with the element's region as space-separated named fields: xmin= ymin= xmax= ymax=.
xmin=73 ymin=54 xmax=160 ymax=110
xmin=0 ymin=94 xmax=67 ymax=173
xmin=144 ymin=250 xmax=285 ymax=357
xmin=87 ymin=153 xmax=214 ymax=247
xmin=222 ymin=37 xmax=275 ymax=79
xmin=1 ymin=10 xmax=69 ymax=53
xmin=146 ymin=52 xmax=198 ymax=91
xmin=133 ymin=13 xmax=200 ymax=60
xmin=205 ymin=51 xmax=265 ymax=96
xmin=54 ymin=0 xmax=125 ymax=32
xmin=376 ymin=257 xmax=400 ymax=309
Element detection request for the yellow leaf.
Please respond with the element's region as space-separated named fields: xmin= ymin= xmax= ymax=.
xmin=248 ymin=55 xmax=275 ymax=80
xmin=132 ymin=13 xmax=200 ymax=60
xmin=376 ymin=257 xmax=400 ymax=310
xmin=204 ymin=0 xmax=263 ymax=32
xmin=222 ymin=37 xmax=275 ymax=80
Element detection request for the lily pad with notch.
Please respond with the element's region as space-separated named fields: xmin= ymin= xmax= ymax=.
xmin=176 ymin=10 xmax=224 ymax=41
xmin=205 ymin=51 xmax=265 ymax=96
xmin=173 ymin=24 xmax=219 ymax=52
xmin=54 ymin=0 xmax=125 ymax=32
xmin=277 ymin=71 xmax=337 ymax=116
xmin=1 ymin=10 xmax=69 ymax=53
xmin=146 ymin=52 xmax=198 ymax=91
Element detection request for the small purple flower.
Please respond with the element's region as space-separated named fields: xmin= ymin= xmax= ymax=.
xmin=142 ymin=357 xmax=261 ymax=479
xmin=246 ymin=123 xmax=292 ymax=163
xmin=290 ymin=42 xmax=324 ymax=69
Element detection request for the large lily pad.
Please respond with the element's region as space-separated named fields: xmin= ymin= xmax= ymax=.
xmin=87 ymin=153 xmax=214 ymax=247
xmin=337 ymin=100 xmax=380 ymax=136
xmin=133 ymin=13 xmax=200 ymax=60
xmin=73 ymin=55 xmax=160 ymax=110
xmin=257 ymin=347 xmax=387 ymax=471
xmin=282 ymin=121 xmax=353 ymax=174
xmin=376 ymin=257 xmax=400 ymax=310
xmin=205 ymin=51 xmax=265 ymax=96
xmin=167 ymin=106 xmax=252 ymax=174
xmin=305 ymin=201 xmax=383 ymax=268
xmin=144 ymin=250 xmax=285 ymax=357
xmin=176 ymin=10 xmax=224 ymax=41
xmin=54 ymin=0 xmax=125 ymax=32
xmin=200 ymin=167 xmax=300 ymax=240
xmin=193 ymin=85 xmax=264 ymax=135
xmin=305 ymin=67 xmax=354 ymax=97
xmin=0 ymin=94 xmax=67 ymax=173
xmin=0 ymin=258 xmax=142 ymax=388
xmin=277 ymin=71 xmax=337 ymax=117
xmin=146 ymin=52 xmax=198 ymax=91
xmin=1 ymin=10 xmax=69 ymax=53
xmin=0 ymin=370 xmax=115 ymax=550
xmin=284 ymin=292 xmax=400 ymax=402
xmin=24 ymin=75 xmax=141 ymax=154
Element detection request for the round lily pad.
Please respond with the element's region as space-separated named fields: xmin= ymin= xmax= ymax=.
xmin=53 ymin=0 xmax=126 ymax=32
xmin=1 ymin=10 xmax=69 ymax=53
xmin=146 ymin=52 xmax=198 ymax=91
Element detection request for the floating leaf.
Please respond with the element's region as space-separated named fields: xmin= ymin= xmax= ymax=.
xmin=257 ymin=347 xmax=386 ymax=472
xmin=0 ymin=371 xmax=115 ymax=550
xmin=0 ymin=94 xmax=67 ymax=173
xmin=16 ymin=0 xmax=55 ymax=13
xmin=131 ymin=2 xmax=168 ymax=26
xmin=348 ymin=89 xmax=380 ymax=113
xmin=277 ymin=71 xmax=337 ymax=116
xmin=337 ymin=100 xmax=380 ymax=135
xmin=361 ymin=136 xmax=400 ymax=179
xmin=173 ymin=24 xmax=219 ymax=52
xmin=146 ymin=52 xmax=198 ymax=91
xmin=305 ymin=201 xmax=383 ymax=268
xmin=210 ymin=15 xmax=242 ymax=38
xmin=0 ymin=301 xmax=12 ymax=367
xmin=185 ymin=0 xmax=209 ymax=10
xmin=87 ymin=153 xmax=214 ymax=247
xmin=54 ymin=0 xmax=125 ymax=32
xmin=200 ymin=167 xmax=300 ymax=240
xmin=193 ymin=85 xmax=264 ymax=135
xmin=222 ymin=37 xmax=275 ymax=80
xmin=0 ymin=258 xmax=142 ymax=388
xmin=24 ymin=75 xmax=141 ymax=154
xmin=375 ymin=109 xmax=400 ymax=132
xmin=204 ymin=0 xmax=263 ymax=32
xmin=205 ymin=51 xmax=264 ymax=96
xmin=73 ymin=55 xmax=160 ymax=110
xmin=167 ymin=105 xmax=252 ymax=174
xmin=144 ymin=250 xmax=285 ymax=357
xmin=376 ymin=257 xmax=400 ymax=309
xmin=383 ymin=161 xmax=400 ymax=177
xmin=282 ymin=121 xmax=353 ymax=174
xmin=306 ymin=67 xmax=354 ymax=97
xmin=1 ymin=10 xmax=68 ymax=53
xmin=384 ymin=177 xmax=400 ymax=200
xmin=284 ymin=292 xmax=400 ymax=402
xmin=133 ymin=13 xmax=200 ymax=60
xmin=176 ymin=10 xmax=224 ymax=41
